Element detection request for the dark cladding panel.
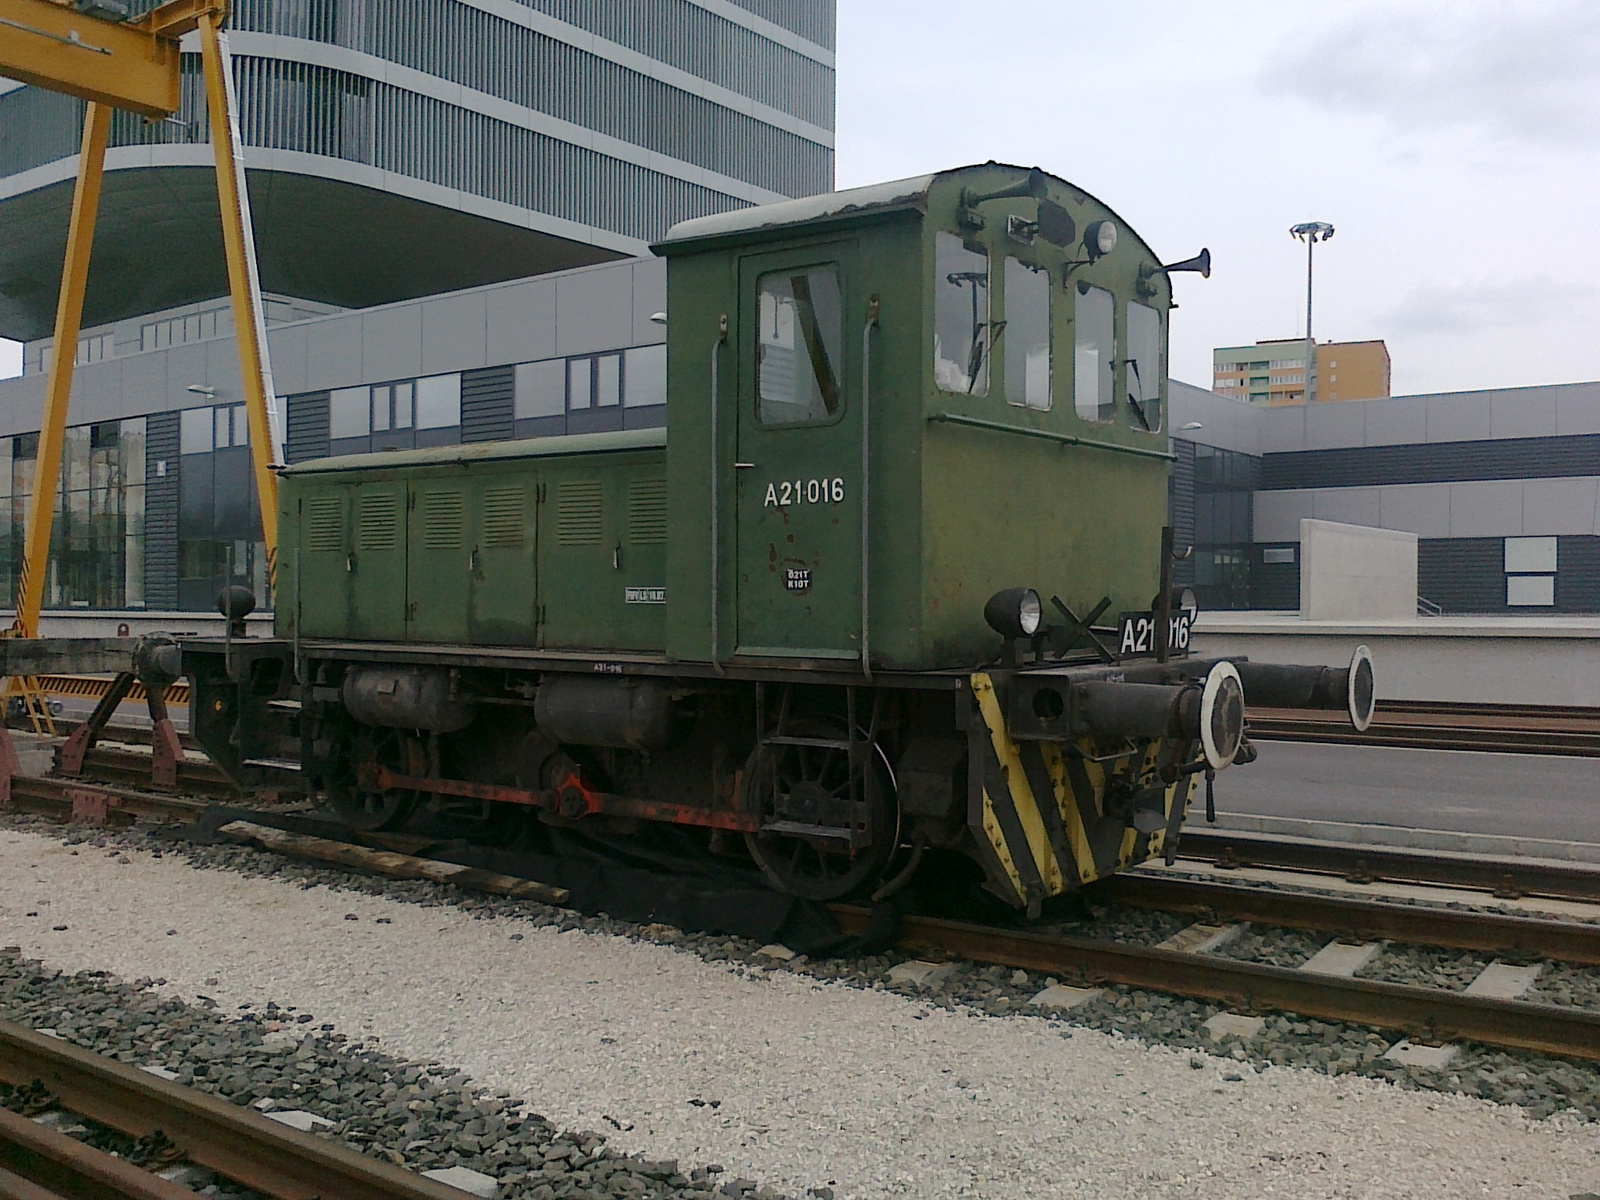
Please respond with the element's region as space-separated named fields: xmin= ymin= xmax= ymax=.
xmin=286 ymin=392 xmax=331 ymax=463
xmin=1418 ymin=538 xmax=1505 ymax=614
xmin=460 ymin=365 xmax=515 ymax=444
xmin=144 ymin=412 xmax=180 ymax=610
xmin=1262 ymin=434 xmax=1600 ymax=491
xmin=1169 ymin=439 xmax=1196 ymax=589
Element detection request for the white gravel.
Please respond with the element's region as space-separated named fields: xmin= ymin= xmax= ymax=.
xmin=3 ymin=827 xmax=1600 ymax=1199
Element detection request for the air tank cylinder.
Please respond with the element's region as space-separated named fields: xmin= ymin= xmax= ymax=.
xmin=533 ymin=677 xmax=685 ymax=751
xmin=342 ymin=667 xmax=475 ymax=732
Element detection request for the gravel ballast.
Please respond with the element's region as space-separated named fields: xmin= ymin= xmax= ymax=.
xmin=4 ymin=827 xmax=1600 ymax=1198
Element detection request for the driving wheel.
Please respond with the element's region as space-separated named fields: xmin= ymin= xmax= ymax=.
xmin=742 ymin=718 xmax=899 ymax=901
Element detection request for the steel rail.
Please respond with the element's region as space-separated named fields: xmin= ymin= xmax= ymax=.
xmin=0 ymin=1019 xmax=467 ymax=1200
xmin=828 ymin=905 xmax=1600 ymax=1061
xmin=4 ymin=773 xmax=209 ymax=826
xmin=0 ymin=1103 xmax=194 ymax=1200
xmin=1101 ymin=871 xmax=1600 ymax=965
xmin=60 ymin=747 xmax=240 ymax=799
xmin=1177 ymin=829 xmax=1600 ymax=904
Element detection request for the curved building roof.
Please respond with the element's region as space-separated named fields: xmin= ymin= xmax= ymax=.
xmin=0 ymin=0 xmax=836 ymax=340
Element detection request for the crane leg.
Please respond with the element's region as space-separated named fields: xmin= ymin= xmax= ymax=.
xmin=199 ymin=12 xmax=280 ymax=597
xmin=14 ymin=101 xmax=110 ymax=639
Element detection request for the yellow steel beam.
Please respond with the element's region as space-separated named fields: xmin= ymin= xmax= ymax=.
xmin=199 ymin=10 xmax=280 ymax=578
xmin=0 ymin=0 xmax=179 ymax=117
xmin=15 ymin=101 xmax=110 ymax=638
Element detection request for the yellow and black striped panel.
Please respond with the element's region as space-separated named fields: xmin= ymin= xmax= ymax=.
xmin=968 ymin=672 xmax=1197 ymax=913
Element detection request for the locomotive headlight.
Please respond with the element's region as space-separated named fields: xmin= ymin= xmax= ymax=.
xmin=984 ymin=587 xmax=1043 ymax=639
xmin=1084 ymin=220 xmax=1118 ymax=259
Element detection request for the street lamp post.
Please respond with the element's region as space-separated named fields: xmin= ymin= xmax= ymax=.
xmin=1289 ymin=221 xmax=1334 ymax=404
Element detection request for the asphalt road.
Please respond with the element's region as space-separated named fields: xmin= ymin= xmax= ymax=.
xmin=1214 ymin=739 xmax=1600 ymax=843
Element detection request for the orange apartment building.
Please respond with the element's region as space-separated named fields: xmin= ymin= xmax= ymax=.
xmin=1213 ymin=338 xmax=1390 ymax=405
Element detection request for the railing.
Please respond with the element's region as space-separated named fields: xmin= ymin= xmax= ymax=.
xmin=1417 ymin=595 xmax=1442 ymax=617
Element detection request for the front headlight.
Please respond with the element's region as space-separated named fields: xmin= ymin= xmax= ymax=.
xmin=984 ymin=587 xmax=1043 ymax=640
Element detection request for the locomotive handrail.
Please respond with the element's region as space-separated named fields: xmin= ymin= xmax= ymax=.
xmin=860 ymin=301 xmax=879 ymax=682
xmin=709 ymin=316 xmax=728 ymax=675
xmin=927 ymin=412 xmax=1176 ymax=461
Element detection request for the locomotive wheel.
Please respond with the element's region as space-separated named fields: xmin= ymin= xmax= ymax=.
xmin=325 ymin=726 xmax=420 ymax=832
xmin=742 ymin=718 xmax=899 ymax=902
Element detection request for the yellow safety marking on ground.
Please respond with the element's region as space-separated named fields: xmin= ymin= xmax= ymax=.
xmin=1039 ymin=741 xmax=1099 ymax=884
xmin=971 ymin=674 xmax=1062 ymax=895
xmin=30 ymin=674 xmax=189 ymax=706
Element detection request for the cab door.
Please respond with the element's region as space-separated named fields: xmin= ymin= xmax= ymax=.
xmin=734 ymin=246 xmax=862 ymax=660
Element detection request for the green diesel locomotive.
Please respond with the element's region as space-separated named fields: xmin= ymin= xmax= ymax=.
xmin=180 ymin=163 xmax=1373 ymax=914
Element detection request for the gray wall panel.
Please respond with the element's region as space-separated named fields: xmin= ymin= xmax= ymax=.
xmin=1377 ymin=484 xmax=1451 ymax=538
xmin=629 ymin=259 xmax=669 ymax=347
xmin=1448 ymin=480 xmax=1524 ymax=537
xmin=1523 ymin=477 xmax=1600 ymax=536
xmin=421 ymin=291 xmax=489 ymax=376
xmin=1557 ymin=386 xmax=1600 ymax=436
xmin=1252 ymin=490 xmax=1314 ymax=543
xmin=485 ymin=279 xmax=558 ymax=365
xmin=1361 ymin=396 xmax=1427 ymax=447
xmin=1491 ymin=387 xmax=1557 ymax=439
xmin=1301 ymin=400 xmax=1367 ymax=452
xmin=360 ymin=304 xmax=424 ymax=383
xmin=303 ymin=313 xmax=365 ymax=392
xmin=269 ymin=322 xmax=310 ymax=396
xmin=1424 ymin=392 xmax=1492 ymax=442
xmin=203 ymin=337 xmax=245 ymax=406
xmin=555 ymin=266 xmax=634 ymax=355
xmin=1310 ymin=487 xmax=1380 ymax=527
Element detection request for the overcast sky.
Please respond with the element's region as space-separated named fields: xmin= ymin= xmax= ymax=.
xmin=4 ymin=0 xmax=1596 ymax=394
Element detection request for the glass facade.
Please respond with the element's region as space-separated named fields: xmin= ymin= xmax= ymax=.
xmin=0 ymin=420 xmax=147 ymax=611
xmin=1190 ymin=443 xmax=1259 ymax=611
xmin=178 ymin=404 xmax=267 ymax=613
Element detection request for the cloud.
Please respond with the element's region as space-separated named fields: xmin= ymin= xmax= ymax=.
xmin=1258 ymin=1 xmax=1600 ymax=146
xmin=1376 ymin=276 xmax=1597 ymax=336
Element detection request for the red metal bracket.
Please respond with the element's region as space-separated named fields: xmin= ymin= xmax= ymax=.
xmin=0 ymin=723 xmax=17 ymax=810
xmin=148 ymin=717 xmax=184 ymax=791
xmin=68 ymin=789 xmax=108 ymax=826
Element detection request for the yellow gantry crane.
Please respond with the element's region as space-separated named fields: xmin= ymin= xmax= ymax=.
xmin=0 ymin=0 xmax=281 ymax=640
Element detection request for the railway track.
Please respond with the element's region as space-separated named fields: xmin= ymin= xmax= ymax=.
xmin=1248 ymin=698 xmax=1600 ymax=755
xmin=12 ymin=769 xmax=1600 ymax=1064
xmin=0 ymin=1018 xmax=467 ymax=1200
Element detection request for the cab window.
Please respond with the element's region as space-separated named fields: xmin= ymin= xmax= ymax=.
xmin=1126 ymin=300 xmax=1163 ymax=433
xmin=933 ymin=232 xmax=990 ymax=395
xmin=756 ymin=266 xmax=843 ymax=425
xmin=1074 ymin=283 xmax=1114 ymax=423
xmin=1004 ymin=256 xmax=1050 ymax=410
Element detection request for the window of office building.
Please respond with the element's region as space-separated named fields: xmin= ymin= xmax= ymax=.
xmin=329 ymin=374 xmax=461 ymax=454
xmin=0 ymin=419 xmax=146 ymax=611
xmin=1190 ymin=443 xmax=1261 ymax=611
xmin=178 ymin=403 xmax=265 ymax=612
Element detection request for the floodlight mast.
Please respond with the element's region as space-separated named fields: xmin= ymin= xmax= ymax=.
xmin=1289 ymin=220 xmax=1334 ymax=404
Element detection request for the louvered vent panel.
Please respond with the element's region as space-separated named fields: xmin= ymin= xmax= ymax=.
xmin=627 ymin=479 xmax=668 ymax=545
xmin=482 ymin=486 xmax=525 ymax=548
xmin=422 ymin=490 xmax=464 ymax=549
xmin=557 ymin=480 xmax=604 ymax=546
xmin=357 ymin=491 xmax=398 ymax=550
xmin=305 ymin=496 xmax=343 ymax=551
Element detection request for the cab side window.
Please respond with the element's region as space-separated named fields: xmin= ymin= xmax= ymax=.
xmin=933 ymin=232 xmax=991 ymax=395
xmin=1004 ymin=257 xmax=1051 ymax=410
xmin=1074 ymin=283 xmax=1115 ymax=423
xmin=756 ymin=266 xmax=844 ymax=425
xmin=1125 ymin=301 xmax=1163 ymax=433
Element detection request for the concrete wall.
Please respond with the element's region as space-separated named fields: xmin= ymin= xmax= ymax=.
xmin=1192 ymin=613 xmax=1600 ymax=706
xmin=1299 ymin=519 xmax=1417 ymax=620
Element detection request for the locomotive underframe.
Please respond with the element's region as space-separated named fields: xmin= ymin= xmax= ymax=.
xmin=180 ymin=636 xmax=1223 ymax=912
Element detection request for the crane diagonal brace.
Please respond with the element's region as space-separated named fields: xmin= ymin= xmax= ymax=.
xmin=0 ymin=0 xmax=221 ymax=117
